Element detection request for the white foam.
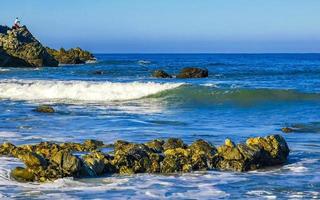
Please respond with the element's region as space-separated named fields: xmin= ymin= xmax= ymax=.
xmin=0 ymin=79 xmax=183 ymax=103
xmin=0 ymin=131 xmax=21 ymax=138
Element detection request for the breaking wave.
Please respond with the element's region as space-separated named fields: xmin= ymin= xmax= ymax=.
xmin=0 ymin=79 xmax=183 ymax=103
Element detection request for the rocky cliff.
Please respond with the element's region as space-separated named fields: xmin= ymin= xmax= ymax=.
xmin=0 ymin=25 xmax=58 ymax=67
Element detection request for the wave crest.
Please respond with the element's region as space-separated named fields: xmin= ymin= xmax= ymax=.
xmin=0 ymin=80 xmax=183 ymax=103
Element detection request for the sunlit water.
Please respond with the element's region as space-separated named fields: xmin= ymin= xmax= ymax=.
xmin=0 ymin=54 xmax=319 ymax=199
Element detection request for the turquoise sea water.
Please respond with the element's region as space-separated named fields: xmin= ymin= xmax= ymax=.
xmin=0 ymin=54 xmax=319 ymax=199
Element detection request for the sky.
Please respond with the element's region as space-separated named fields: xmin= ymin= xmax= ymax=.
xmin=1 ymin=0 xmax=320 ymax=53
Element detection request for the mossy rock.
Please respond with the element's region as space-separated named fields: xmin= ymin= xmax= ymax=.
xmin=34 ymin=105 xmax=55 ymax=113
xmin=11 ymin=167 xmax=35 ymax=182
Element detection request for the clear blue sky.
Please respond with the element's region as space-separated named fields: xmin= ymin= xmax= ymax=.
xmin=1 ymin=0 xmax=320 ymax=53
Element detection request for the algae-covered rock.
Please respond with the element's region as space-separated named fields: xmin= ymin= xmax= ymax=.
xmin=188 ymin=139 xmax=217 ymax=170
xmin=10 ymin=167 xmax=35 ymax=182
xmin=163 ymin=138 xmax=187 ymax=151
xmin=161 ymin=148 xmax=191 ymax=173
xmin=145 ymin=139 xmax=164 ymax=153
xmin=46 ymin=47 xmax=95 ymax=64
xmin=51 ymin=150 xmax=81 ymax=175
xmin=152 ymin=70 xmax=172 ymax=78
xmin=0 ymin=142 xmax=16 ymax=156
xmin=246 ymin=134 xmax=289 ymax=165
xmin=34 ymin=105 xmax=55 ymax=113
xmin=2 ymin=134 xmax=290 ymax=183
xmin=82 ymin=151 xmax=115 ymax=176
xmin=176 ymin=67 xmax=208 ymax=78
xmin=112 ymin=142 xmax=153 ymax=174
xmin=17 ymin=152 xmax=47 ymax=168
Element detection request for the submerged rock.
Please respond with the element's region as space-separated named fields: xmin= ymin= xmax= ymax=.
xmin=2 ymin=134 xmax=290 ymax=182
xmin=46 ymin=47 xmax=96 ymax=64
xmin=0 ymin=25 xmax=58 ymax=67
xmin=281 ymin=127 xmax=294 ymax=133
xmin=34 ymin=105 xmax=55 ymax=113
xmin=176 ymin=67 xmax=208 ymax=78
xmin=152 ymin=70 xmax=172 ymax=78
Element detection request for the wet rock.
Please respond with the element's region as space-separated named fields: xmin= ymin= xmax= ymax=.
xmin=188 ymin=139 xmax=217 ymax=170
xmin=2 ymin=134 xmax=290 ymax=183
xmin=17 ymin=152 xmax=47 ymax=168
xmin=0 ymin=25 xmax=58 ymax=67
xmin=176 ymin=67 xmax=208 ymax=78
xmin=112 ymin=142 xmax=153 ymax=174
xmin=34 ymin=105 xmax=55 ymax=113
xmin=46 ymin=47 xmax=95 ymax=64
xmin=161 ymin=148 xmax=191 ymax=173
xmin=246 ymin=134 xmax=290 ymax=165
xmin=82 ymin=151 xmax=115 ymax=176
xmin=152 ymin=70 xmax=172 ymax=78
xmin=0 ymin=142 xmax=16 ymax=156
xmin=163 ymin=138 xmax=187 ymax=151
xmin=10 ymin=167 xmax=35 ymax=182
xmin=51 ymin=150 xmax=82 ymax=175
xmin=83 ymin=139 xmax=104 ymax=150
xmin=281 ymin=127 xmax=294 ymax=133
xmin=145 ymin=139 xmax=164 ymax=153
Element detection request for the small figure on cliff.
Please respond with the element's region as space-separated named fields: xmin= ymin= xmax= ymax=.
xmin=12 ymin=17 xmax=21 ymax=29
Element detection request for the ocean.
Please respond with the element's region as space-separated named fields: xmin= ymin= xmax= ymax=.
xmin=0 ymin=54 xmax=319 ymax=199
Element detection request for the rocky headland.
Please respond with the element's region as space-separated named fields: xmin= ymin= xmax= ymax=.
xmin=0 ymin=25 xmax=95 ymax=67
xmin=0 ymin=134 xmax=289 ymax=183
xmin=46 ymin=47 xmax=96 ymax=65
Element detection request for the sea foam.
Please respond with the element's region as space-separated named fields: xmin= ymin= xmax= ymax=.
xmin=0 ymin=79 xmax=183 ymax=103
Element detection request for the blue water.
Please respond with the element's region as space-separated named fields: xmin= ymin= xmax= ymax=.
xmin=0 ymin=54 xmax=319 ymax=199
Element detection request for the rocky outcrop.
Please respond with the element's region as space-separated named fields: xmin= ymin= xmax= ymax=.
xmin=152 ymin=70 xmax=172 ymax=78
xmin=152 ymin=67 xmax=209 ymax=79
xmin=0 ymin=25 xmax=58 ymax=67
xmin=176 ymin=67 xmax=208 ymax=78
xmin=46 ymin=47 xmax=96 ymax=64
xmin=34 ymin=105 xmax=55 ymax=113
xmin=0 ymin=135 xmax=289 ymax=182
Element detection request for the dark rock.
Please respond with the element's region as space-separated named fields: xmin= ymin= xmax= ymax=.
xmin=51 ymin=150 xmax=82 ymax=175
xmin=176 ymin=67 xmax=208 ymax=78
xmin=0 ymin=25 xmax=58 ymax=67
xmin=82 ymin=151 xmax=114 ymax=176
xmin=34 ymin=105 xmax=55 ymax=113
xmin=152 ymin=70 xmax=172 ymax=78
xmin=246 ymin=134 xmax=290 ymax=165
xmin=145 ymin=139 xmax=164 ymax=153
xmin=281 ymin=127 xmax=294 ymax=133
xmin=46 ymin=47 xmax=96 ymax=64
xmin=92 ymin=70 xmax=106 ymax=75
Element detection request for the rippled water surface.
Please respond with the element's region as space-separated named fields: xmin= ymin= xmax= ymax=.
xmin=0 ymin=54 xmax=320 ymax=199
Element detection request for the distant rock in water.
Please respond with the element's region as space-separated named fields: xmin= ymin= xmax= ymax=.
xmin=176 ymin=67 xmax=208 ymax=78
xmin=34 ymin=105 xmax=55 ymax=113
xmin=46 ymin=47 xmax=96 ymax=65
xmin=152 ymin=70 xmax=172 ymax=78
xmin=0 ymin=25 xmax=58 ymax=67
xmin=0 ymin=134 xmax=289 ymax=182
